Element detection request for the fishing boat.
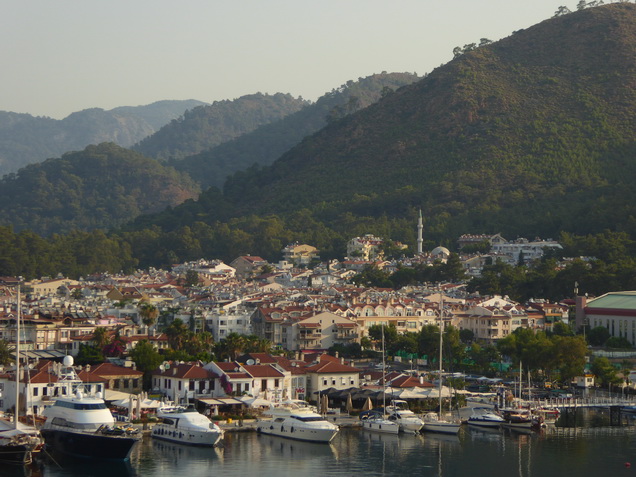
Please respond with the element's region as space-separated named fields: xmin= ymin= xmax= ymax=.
xmin=422 ymin=290 xmax=461 ymax=435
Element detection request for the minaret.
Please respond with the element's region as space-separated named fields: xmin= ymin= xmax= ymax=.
xmin=417 ymin=209 xmax=423 ymax=255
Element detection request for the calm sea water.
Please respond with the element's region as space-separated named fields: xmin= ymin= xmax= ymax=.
xmin=10 ymin=419 xmax=636 ymax=477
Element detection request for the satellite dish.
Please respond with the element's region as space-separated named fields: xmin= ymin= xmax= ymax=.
xmin=246 ymin=359 xmax=255 ymax=365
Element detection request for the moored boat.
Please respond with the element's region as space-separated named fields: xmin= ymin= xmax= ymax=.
xmin=499 ymin=408 xmax=533 ymax=430
xmin=384 ymin=401 xmax=423 ymax=434
xmin=40 ymin=356 xmax=140 ymax=460
xmin=257 ymin=403 xmax=339 ymax=443
xmin=466 ymin=408 xmax=505 ymax=429
xmin=152 ymin=406 xmax=223 ymax=447
xmin=360 ymin=411 xmax=400 ymax=434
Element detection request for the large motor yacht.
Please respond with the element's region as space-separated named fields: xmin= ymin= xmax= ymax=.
xmin=40 ymin=357 xmax=139 ymax=460
xmin=256 ymin=403 xmax=339 ymax=443
xmin=152 ymin=406 xmax=223 ymax=447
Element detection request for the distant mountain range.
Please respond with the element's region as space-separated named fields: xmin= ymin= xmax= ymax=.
xmin=0 ymin=99 xmax=205 ymax=176
xmin=171 ymin=73 xmax=420 ymax=189
xmin=132 ymin=93 xmax=309 ymax=162
xmin=2 ymin=4 xmax=636 ymax=273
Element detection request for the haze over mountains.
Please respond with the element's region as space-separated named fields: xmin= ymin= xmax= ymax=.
xmin=0 ymin=100 xmax=205 ymax=175
xmin=0 ymin=3 xmax=635 ymax=274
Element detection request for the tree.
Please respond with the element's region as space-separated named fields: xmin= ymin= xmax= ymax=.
xmin=459 ymin=329 xmax=475 ymax=344
xmin=552 ymin=336 xmax=587 ymax=384
xmin=184 ymin=269 xmax=200 ymax=287
xmin=585 ymin=326 xmax=611 ymax=346
xmin=215 ymin=333 xmax=246 ymax=361
xmin=590 ymin=356 xmax=621 ymax=387
xmin=164 ymin=318 xmax=189 ymax=350
xmin=130 ymin=340 xmax=163 ymax=390
xmin=91 ymin=327 xmax=110 ymax=350
xmin=605 ymin=337 xmax=633 ymax=349
xmin=368 ymin=324 xmax=398 ymax=350
xmin=0 ymin=339 xmax=13 ymax=366
xmin=75 ymin=344 xmax=104 ymax=366
xmin=138 ymin=302 xmax=159 ymax=337
xmin=551 ymin=321 xmax=574 ymax=337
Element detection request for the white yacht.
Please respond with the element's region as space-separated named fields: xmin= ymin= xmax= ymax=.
xmin=256 ymin=404 xmax=339 ymax=443
xmin=152 ymin=406 xmax=223 ymax=447
xmin=385 ymin=400 xmax=424 ymax=434
xmin=422 ymin=412 xmax=462 ymax=434
xmin=422 ymin=292 xmax=461 ymax=435
xmin=466 ymin=408 xmax=505 ymax=428
xmin=360 ymin=412 xmax=400 ymax=434
xmin=40 ymin=357 xmax=140 ymax=460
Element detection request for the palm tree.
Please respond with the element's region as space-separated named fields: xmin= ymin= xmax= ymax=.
xmin=216 ymin=333 xmax=246 ymax=361
xmin=244 ymin=335 xmax=272 ymax=353
xmin=165 ymin=318 xmax=190 ymax=351
xmin=91 ymin=327 xmax=110 ymax=350
xmin=138 ymin=302 xmax=159 ymax=337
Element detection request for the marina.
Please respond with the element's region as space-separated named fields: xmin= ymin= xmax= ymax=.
xmin=15 ymin=415 xmax=636 ymax=477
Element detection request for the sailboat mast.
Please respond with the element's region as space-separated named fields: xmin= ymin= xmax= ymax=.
xmin=438 ymin=290 xmax=443 ymax=419
xmin=382 ymin=324 xmax=386 ymax=413
xmin=14 ymin=280 xmax=20 ymax=428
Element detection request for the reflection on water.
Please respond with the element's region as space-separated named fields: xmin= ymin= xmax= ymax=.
xmin=28 ymin=420 xmax=636 ymax=477
xmin=35 ymin=450 xmax=136 ymax=477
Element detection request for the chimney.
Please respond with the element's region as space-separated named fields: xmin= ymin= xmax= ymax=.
xmin=340 ymin=357 xmax=344 ymax=365
xmin=173 ymin=367 xmax=177 ymax=375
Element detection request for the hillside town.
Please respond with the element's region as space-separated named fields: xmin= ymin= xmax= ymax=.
xmin=2 ymin=227 xmax=633 ymax=420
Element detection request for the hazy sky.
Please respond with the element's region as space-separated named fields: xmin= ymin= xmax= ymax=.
xmin=3 ymin=0 xmax=568 ymax=119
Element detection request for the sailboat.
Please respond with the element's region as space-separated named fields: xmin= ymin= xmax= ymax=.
xmin=0 ymin=281 xmax=43 ymax=464
xmin=422 ymin=289 xmax=461 ymax=434
xmin=361 ymin=325 xmax=400 ymax=434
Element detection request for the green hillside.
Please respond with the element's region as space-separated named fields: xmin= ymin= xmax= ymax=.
xmin=2 ymin=4 xmax=636 ymax=286
xmin=219 ymin=3 xmax=636 ymax=238
xmin=0 ymin=143 xmax=199 ymax=236
xmin=128 ymin=4 xmax=636 ymax=262
xmin=132 ymin=93 xmax=308 ymax=162
xmin=174 ymin=73 xmax=419 ymax=189
xmin=0 ymin=100 xmax=204 ymax=175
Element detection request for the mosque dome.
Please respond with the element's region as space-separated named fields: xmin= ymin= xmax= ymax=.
xmin=431 ymin=246 xmax=450 ymax=258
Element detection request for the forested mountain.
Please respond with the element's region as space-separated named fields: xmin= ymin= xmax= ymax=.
xmin=0 ymin=143 xmax=199 ymax=236
xmin=132 ymin=93 xmax=308 ymax=162
xmin=127 ymin=4 xmax=636 ymax=262
xmin=2 ymin=4 xmax=636 ymax=287
xmin=173 ymin=73 xmax=419 ymax=189
xmin=0 ymin=100 xmax=205 ymax=176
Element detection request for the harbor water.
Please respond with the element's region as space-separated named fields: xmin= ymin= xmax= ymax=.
xmin=12 ymin=419 xmax=636 ymax=477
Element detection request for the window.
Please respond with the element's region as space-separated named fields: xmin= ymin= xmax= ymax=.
xmin=33 ymin=387 xmax=39 ymax=396
xmin=114 ymin=379 xmax=120 ymax=389
xmin=178 ymin=381 xmax=182 ymax=391
xmin=274 ymin=379 xmax=279 ymax=387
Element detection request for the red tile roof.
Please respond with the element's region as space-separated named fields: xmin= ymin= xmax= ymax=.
xmin=243 ymin=364 xmax=285 ymax=378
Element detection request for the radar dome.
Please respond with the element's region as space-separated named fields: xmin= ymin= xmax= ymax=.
xmin=63 ymin=355 xmax=74 ymax=367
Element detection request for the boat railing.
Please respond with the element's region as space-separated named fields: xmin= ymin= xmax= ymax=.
xmin=45 ymin=421 xmax=139 ymax=438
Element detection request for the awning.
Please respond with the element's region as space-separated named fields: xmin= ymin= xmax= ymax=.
xmin=197 ymin=397 xmax=244 ymax=406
